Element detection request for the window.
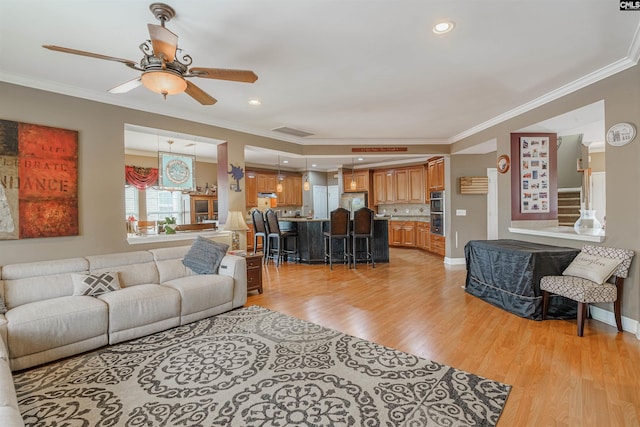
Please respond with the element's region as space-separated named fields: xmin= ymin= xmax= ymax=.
xmin=146 ymin=187 xmax=184 ymax=223
xmin=124 ymin=185 xmax=139 ymax=220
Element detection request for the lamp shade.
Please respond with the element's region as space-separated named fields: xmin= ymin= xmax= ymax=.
xmin=141 ymin=70 xmax=187 ymax=95
xmin=222 ymin=211 xmax=249 ymax=232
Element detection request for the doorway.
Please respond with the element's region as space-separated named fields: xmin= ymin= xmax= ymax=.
xmin=312 ymin=186 xmax=328 ymax=220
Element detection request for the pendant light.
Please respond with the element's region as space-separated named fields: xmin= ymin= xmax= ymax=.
xmin=350 ymin=158 xmax=357 ymax=190
xmin=276 ymin=155 xmax=283 ymax=193
xmin=303 ymin=158 xmax=310 ymax=191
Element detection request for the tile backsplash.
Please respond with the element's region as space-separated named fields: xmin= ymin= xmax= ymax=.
xmin=377 ymin=203 xmax=430 ymax=217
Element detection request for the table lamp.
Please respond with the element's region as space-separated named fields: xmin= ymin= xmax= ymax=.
xmin=223 ymin=211 xmax=249 ymax=250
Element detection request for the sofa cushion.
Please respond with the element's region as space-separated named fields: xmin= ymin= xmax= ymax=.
xmin=182 ymin=236 xmax=229 ymax=274
xmin=72 ymin=272 xmax=121 ymax=297
xmin=5 ymin=296 xmax=108 ymax=359
xmin=97 ymin=284 xmax=180 ymax=344
xmin=161 ymin=274 xmax=234 ymax=322
xmin=2 ymin=258 xmax=89 ymax=308
xmin=150 ymin=246 xmax=194 ymax=283
xmin=87 ymin=251 xmax=158 ymax=287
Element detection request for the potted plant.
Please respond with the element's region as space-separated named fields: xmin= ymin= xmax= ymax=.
xmin=164 ymin=216 xmax=177 ymax=234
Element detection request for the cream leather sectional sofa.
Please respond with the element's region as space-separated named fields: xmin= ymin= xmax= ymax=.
xmin=0 ymin=245 xmax=247 ymax=426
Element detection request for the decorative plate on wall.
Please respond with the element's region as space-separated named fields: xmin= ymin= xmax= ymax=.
xmin=497 ymin=154 xmax=510 ymax=173
xmin=606 ymin=122 xmax=636 ymax=146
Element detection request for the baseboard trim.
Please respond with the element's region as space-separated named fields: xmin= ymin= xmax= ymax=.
xmin=589 ymin=306 xmax=640 ymax=339
xmin=444 ymin=257 xmax=465 ymax=265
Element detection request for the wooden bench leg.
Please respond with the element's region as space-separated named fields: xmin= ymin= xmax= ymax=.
xmin=542 ymin=290 xmax=550 ymax=320
xmin=577 ymin=302 xmax=587 ymax=337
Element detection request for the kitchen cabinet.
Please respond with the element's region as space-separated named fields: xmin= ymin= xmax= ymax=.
xmin=246 ymin=173 xmax=258 ymax=207
xmin=372 ymin=170 xmax=394 ymax=205
xmin=425 ymin=167 xmax=430 ymax=202
xmin=389 ymin=221 xmax=416 ymax=247
xmin=373 ymin=171 xmax=385 ymax=206
xmin=427 ymin=157 xmax=445 ymax=192
xmin=416 ymin=222 xmax=430 ymax=250
xmin=408 ymin=167 xmax=425 ymax=203
xmin=394 ymin=169 xmax=410 ymax=202
xmin=189 ymin=195 xmax=216 ymax=223
xmin=257 ymin=173 xmax=277 ymax=193
xmin=246 ymin=223 xmax=263 ymax=252
xmin=373 ymin=166 xmax=424 ymax=204
xmin=430 ymin=233 xmax=445 ymax=256
xmin=343 ymin=170 xmax=371 ymax=193
xmin=279 ymin=175 xmax=302 ymax=206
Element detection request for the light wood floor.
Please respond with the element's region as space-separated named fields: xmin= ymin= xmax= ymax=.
xmin=248 ymin=248 xmax=640 ymax=426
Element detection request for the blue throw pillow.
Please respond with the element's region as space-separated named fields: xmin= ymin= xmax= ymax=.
xmin=182 ymin=236 xmax=229 ymax=274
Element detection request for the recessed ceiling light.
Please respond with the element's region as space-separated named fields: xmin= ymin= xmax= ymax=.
xmin=248 ymin=98 xmax=262 ymax=106
xmin=433 ymin=21 xmax=455 ymax=35
xmin=357 ymin=157 xmax=364 ymax=161
xmin=311 ymin=164 xmax=317 ymax=167
xmin=282 ymin=160 xmax=289 ymax=164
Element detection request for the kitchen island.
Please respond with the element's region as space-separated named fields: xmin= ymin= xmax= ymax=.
xmin=278 ymin=217 xmax=389 ymax=264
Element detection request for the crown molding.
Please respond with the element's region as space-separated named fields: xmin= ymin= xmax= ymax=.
xmin=450 ymin=54 xmax=640 ymax=143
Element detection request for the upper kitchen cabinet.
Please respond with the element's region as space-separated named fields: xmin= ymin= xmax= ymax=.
xmin=279 ymin=175 xmax=302 ymax=206
xmin=373 ymin=170 xmax=394 ymax=205
xmin=246 ymin=173 xmax=258 ymax=207
xmin=395 ymin=166 xmax=425 ymax=203
xmin=257 ymin=173 xmax=278 ymax=193
xmin=343 ymin=169 xmax=372 ymax=193
xmin=373 ymin=165 xmax=425 ymax=204
xmin=427 ymin=157 xmax=445 ymax=192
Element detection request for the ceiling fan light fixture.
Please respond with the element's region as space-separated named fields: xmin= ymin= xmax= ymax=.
xmin=141 ymin=70 xmax=187 ymax=96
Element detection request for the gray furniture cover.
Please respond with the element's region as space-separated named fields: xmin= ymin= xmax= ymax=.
xmin=465 ymin=239 xmax=580 ymax=320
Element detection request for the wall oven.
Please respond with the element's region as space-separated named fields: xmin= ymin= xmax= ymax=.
xmin=430 ymin=191 xmax=445 ymax=236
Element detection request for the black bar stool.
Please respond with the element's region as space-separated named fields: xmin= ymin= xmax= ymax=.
xmin=264 ymin=209 xmax=298 ymax=266
xmin=352 ymin=207 xmax=375 ymax=269
xmin=323 ymin=207 xmax=351 ymax=270
xmin=250 ymin=209 xmax=267 ymax=260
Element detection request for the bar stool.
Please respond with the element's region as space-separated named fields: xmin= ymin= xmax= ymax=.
xmin=250 ymin=209 xmax=267 ymax=259
xmin=323 ymin=207 xmax=351 ymax=270
xmin=351 ymin=207 xmax=375 ymax=269
xmin=264 ymin=209 xmax=298 ymax=266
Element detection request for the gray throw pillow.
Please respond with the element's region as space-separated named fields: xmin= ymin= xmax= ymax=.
xmin=182 ymin=236 xmax=229 ymax=274
xmin=72 ymin=272 xmax=121 ymax=297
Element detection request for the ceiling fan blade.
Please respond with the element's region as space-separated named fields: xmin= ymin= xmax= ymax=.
xmin=147 ymin=24 xmax=178 ymax=61
xmin=190 ymin=67 xmax=258 ymax=83
xmin=109 ymin=77 xmax=142 ymax=94
xmin=43 ymin=45 xmax=137 ymax=67
xmin=185 ymin=81 xmax=217 ymax=105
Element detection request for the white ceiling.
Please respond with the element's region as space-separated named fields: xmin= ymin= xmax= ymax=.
xmin=1 ymin=1 xmax=637 ymax=170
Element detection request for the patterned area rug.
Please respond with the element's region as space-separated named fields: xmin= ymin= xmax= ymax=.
xmin=14 ymin=306 xmax=511 ymax=426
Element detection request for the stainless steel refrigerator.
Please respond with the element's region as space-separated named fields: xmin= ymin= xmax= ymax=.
xmin=340 ymin=192 xmax=368 ymax=218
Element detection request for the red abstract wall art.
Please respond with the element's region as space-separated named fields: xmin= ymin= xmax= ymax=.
xmin=0 ymin=119 xmax=78 ymax=239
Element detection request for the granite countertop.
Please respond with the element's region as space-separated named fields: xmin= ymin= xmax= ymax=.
xmin=277 ymin=217 xmax=390 ymax=222
xmin=278 ymin=217 xmax=327 ymax=222
xmin=388 ymin=216 xmax=430 ymax=222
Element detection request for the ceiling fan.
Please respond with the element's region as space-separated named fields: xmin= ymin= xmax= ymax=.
xmin=43 ymin=2 xmax=258 ymax=105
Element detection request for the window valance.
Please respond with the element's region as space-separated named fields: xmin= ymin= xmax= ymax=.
xmin=125 ymin=166 xmax=158 ymax=190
